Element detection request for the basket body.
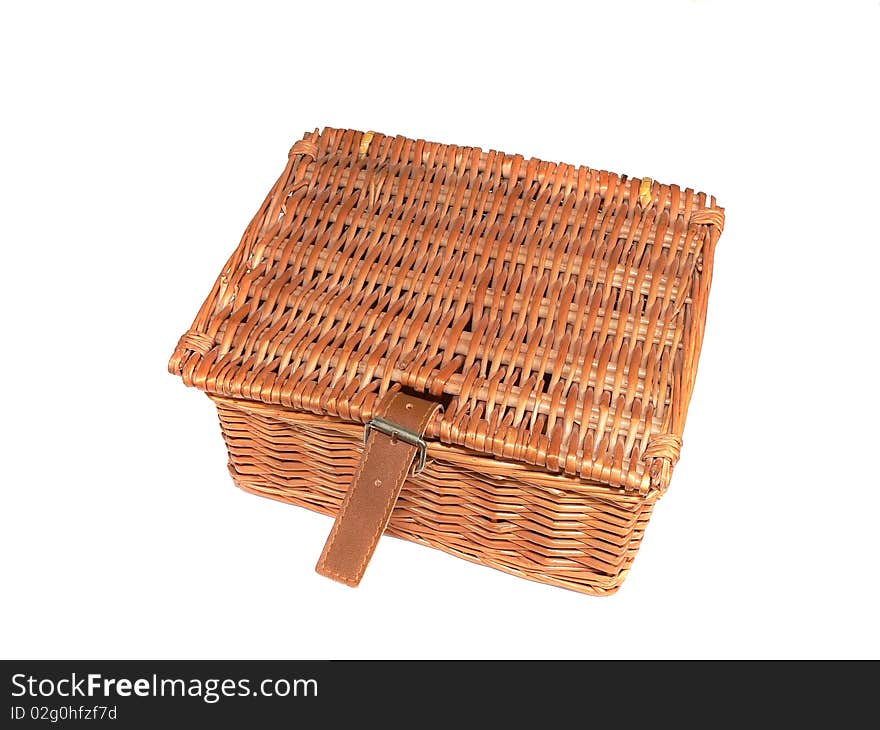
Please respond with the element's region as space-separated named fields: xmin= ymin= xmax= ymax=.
xmin=170 ymin=128 xmax=724 ymax=594
xmin=214 ymin=396 xmax=656 ymax=594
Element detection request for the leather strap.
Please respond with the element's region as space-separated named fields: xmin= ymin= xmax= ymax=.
xmin=316 ymin=391 xmax=441 ymax=586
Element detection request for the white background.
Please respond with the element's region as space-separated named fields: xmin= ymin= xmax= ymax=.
xmin=2 ymin=0 xmax=878 ymax=659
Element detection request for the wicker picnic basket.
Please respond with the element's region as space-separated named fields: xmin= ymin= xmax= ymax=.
xmin=169 ymin=127 xmax=724 ymax=594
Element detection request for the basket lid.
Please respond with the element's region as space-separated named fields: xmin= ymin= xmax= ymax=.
xmin=170 ymin=128 xmax=724 ymax=494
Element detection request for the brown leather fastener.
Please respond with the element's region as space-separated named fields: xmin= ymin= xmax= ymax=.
xmin=316 ymin=391 xmax=441 ymax=587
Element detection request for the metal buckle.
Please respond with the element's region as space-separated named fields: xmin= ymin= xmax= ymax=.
xmin=363 ymin=416 xmax=428 ymax=474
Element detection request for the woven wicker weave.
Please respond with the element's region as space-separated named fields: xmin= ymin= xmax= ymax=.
xmin=170 ymin=127 xmax=724 ymax=594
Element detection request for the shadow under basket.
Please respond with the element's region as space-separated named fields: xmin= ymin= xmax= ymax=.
xmin=170 ymin=127 xmax=724 ymax=595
